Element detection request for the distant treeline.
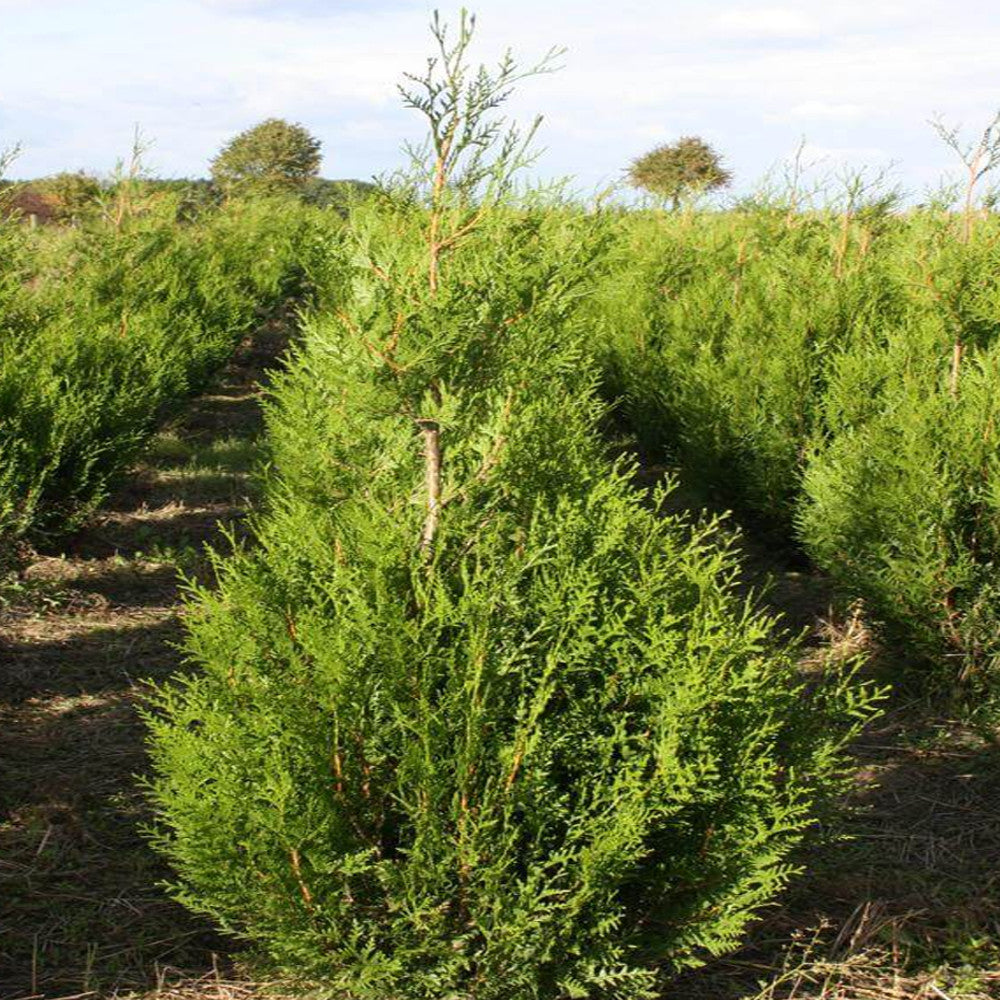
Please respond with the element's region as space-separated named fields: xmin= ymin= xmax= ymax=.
xmin=0 ymin=175 xmax=377 ymax=224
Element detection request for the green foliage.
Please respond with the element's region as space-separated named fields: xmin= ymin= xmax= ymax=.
xmin=0 ymin=212 xmax=32 ymax=311
xmin=146 ymin=203 xmax=874 ymax=998
xmin=592 ymin=200 xmax=1000 ymax=697
xmin=800 ymin=324 xmax=1000 ymax=698
xmin=396 ymin=8 xmax=562 ymax=207
xmin=626 ymin=137 xmax=732 ymax=208
xmin=0 ymin=198 xmax=327 ymax=555
xmin=146 ymin=14 xmax=874 ymax=995
xmin=211 ymin=118 xmax=322 ymax=196
xmin=300 ymin=177 xmax=378 ymax=214
xmin=134 ymin=178 xmax=222 ymax=222
xmin=592 ymin=212 xmax=859 ymax=521
xmin=31 ymin=171 xmax=104 ymax=223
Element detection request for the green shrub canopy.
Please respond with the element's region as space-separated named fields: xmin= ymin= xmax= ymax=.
xmin=0 ymin=197 xmax=323 ymax=556
xmin=592 ymin=202 xmax=1000 ymax=700
xmin=145 ymin=201 xmax=875 ymax=999
xmin=144 ymin=17 xmax=875 ymax=996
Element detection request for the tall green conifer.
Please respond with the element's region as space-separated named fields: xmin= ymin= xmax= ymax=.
xmin=145 ymin=12 xmax=877 ymax=997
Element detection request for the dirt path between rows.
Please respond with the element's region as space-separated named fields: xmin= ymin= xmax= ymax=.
xmin=0 ymin=320 xmax=292 ymax=999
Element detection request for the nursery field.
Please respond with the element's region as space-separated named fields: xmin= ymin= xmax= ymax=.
xmin=0 ymin=192 xmax=324 ymax=559
xmin=593 ymin=206 xmax=1000 ymax=709
xmin=2 ymin=174 xmax=1000 ymax=998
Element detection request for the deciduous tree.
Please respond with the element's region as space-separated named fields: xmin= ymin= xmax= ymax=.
xmin=628 ymin=135 xmax=731 ymax=209
xmin=211 ymin=118 xmax=322 ymax=196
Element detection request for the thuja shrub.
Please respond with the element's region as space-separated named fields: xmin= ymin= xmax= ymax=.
xmin=591 ymin=209 xmax=912 ymax=527
xmin=0 ymin=197 xmax=328 ymax=547
xmin=145 ymin=199 xmax=877 ymax=997
xmin=595 ymin=204 xmax=1000 ymax=695
xmin=0 ymin=219 xmax=50 ymax=342
xmin=0 ymin=218 xmax=27 ymax=298
xmin=800 ymin=333 xmax=1000 ymax=696
xmin=789 ymin=218 xmax=1000 ymax=695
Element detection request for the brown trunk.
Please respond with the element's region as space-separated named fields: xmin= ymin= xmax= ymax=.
xmin=950 ymin=340 xmax=964 ymax=397
xmin=417 ymin=419 xmax=442 ymax=555
xmin=962 ymin=152 xmax=983 ymax=244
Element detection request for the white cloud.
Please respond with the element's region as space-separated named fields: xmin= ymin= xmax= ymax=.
xmin=710 ymin=7 xmax=819 ymax=40
xmin=0 ymin=0 xmax=998 ymax=196
xmin=766 ymin=102 xmax=873 ymax=123
xmin=193 ymin=0 xmax=389 ymax=16
xmin=800 ymin=142 xmax=892 ymax=164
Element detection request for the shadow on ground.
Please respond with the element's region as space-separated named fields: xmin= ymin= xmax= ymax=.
xmin=0 ymin=617 xmax=230 ymax=999
xmin=664 ymin=709 xmax=1000 ymax=999
xmin=0 ymin=322 xmax=290 ymax=998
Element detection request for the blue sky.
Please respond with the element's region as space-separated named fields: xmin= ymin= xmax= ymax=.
xmin=1 ymin=0 xmax=998 ymax=201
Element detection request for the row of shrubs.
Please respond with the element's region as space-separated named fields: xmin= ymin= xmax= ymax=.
xmin=145 ymin=197 xmax=877 ymax=996
xmin=591 ymin=207 xmax=1000 ymax=702
xmin=0 ymin=174 xmax=377 ymax=226
xmin=0 ymin=195 xmax=328 ymax=559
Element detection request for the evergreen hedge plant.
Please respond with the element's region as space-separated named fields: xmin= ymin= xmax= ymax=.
xmin=0 ymin=197 xmax=327 ymax=552
xmin=146 ymin=200 xmax=876 ymax=998
xmin=146 ymin=19 xmax=878 ymax=992
xmin=593 ymin=197 xmax=1000 ymax=698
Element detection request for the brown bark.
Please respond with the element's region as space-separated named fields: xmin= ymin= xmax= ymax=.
xmin=950 ymin=340 xmax=964 ymax=397
xmin=417 ymin=418 xmax=442 ymax=555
